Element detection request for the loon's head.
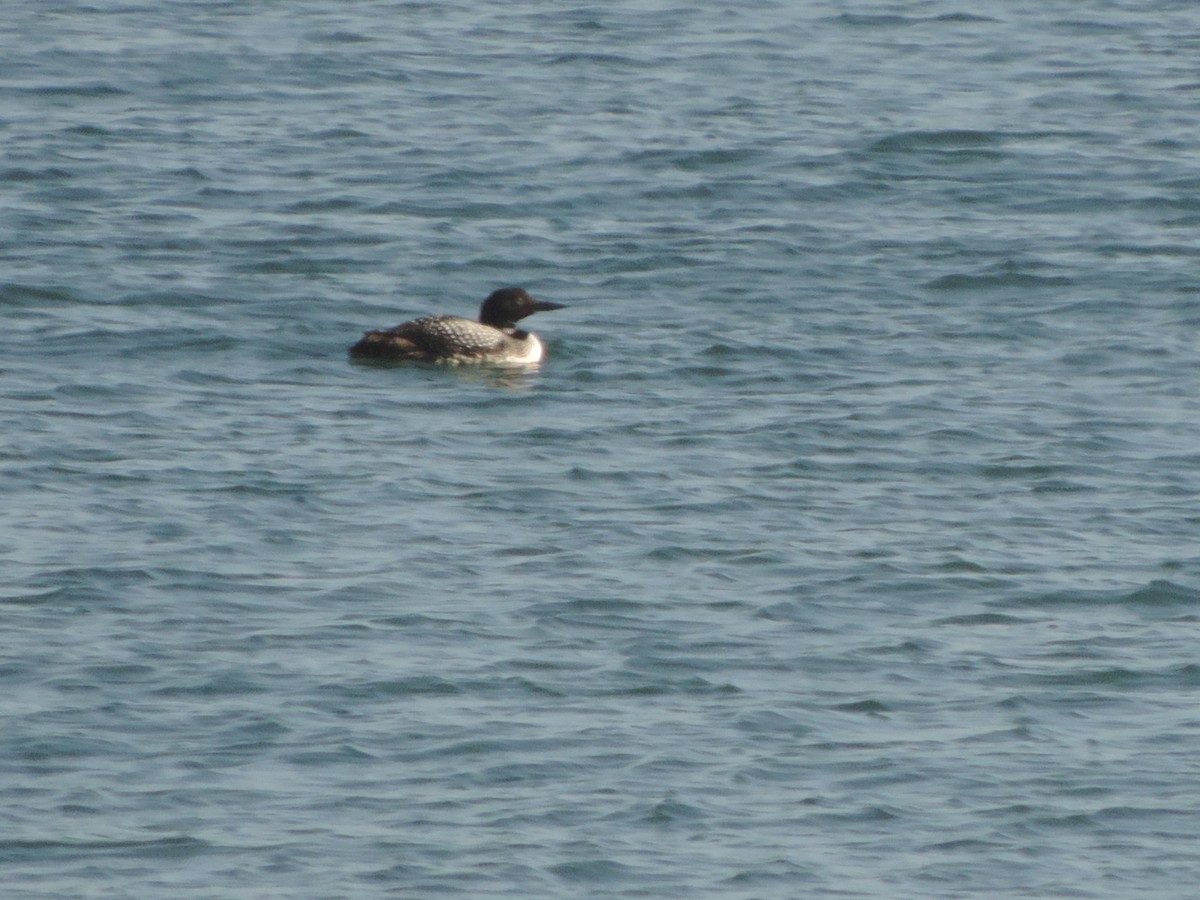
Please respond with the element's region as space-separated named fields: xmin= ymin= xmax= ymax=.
xmin=478 ymin=288 xmax=565 ymax=329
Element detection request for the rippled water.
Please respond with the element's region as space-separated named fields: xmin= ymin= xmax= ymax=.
xmin=4 ymin=1 xmax=1200 ymax=897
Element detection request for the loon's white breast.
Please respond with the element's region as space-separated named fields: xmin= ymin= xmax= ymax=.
xmin=505 ymin=332 xmax=544 ymax=364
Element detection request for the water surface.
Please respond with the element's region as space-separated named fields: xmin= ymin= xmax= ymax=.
xmin=3 ymin=1 xmax=1200 ymax=896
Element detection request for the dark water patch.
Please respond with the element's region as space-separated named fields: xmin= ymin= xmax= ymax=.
xmin=927 ymin=270 xmax=1075 ymax=290
xmin=753 ymin=601 xmax=833 ymax=626
xmin=283 ymin=195 xmax=367 ymax=214
xmin=1013 ymin=580 xmax=1200 ymax=610
xmin=309 ymin=127 xmax=374 ymax=140
xmin=406 ymin=736 xmax=570 ymax=763
xmin=63 ymin=123 xmax=114 ymax=137
xmin=168 ymin=165 xmax=209 ymax=180
xmin=0 ymin=587 xmax=70 ymax=607
xmin=1089 ymin=805 xmax=1200 ymax=824
xmin=216 ymin=717 xmax=290 ymax=748
xmin=117 ymin=234 xmax=207 ymax=253
xmin=365 ymin=198 xmax=513 ymax=218
xmin=832 ymin=699 xmax=890 ymax=714
xmin=1042 ymin=637 xmax=1132 ymax=661
xmin=923 ymin=837 xmax=1004 ymax=853
xmin=524 ymin=597 xmax=651 ymax=625
xmin=46 ymin=380 xmax=157 ymax=407
xmin=1132 ymin=194 xmax=1200 ymax=214
xmin=1020 ymin=665 xmax=1200 ymax=690
xmin=19 ymin=566 xmax=158 ymax=605
xmin=153 ymin=671 xmax=271 ymax=698
xmin=957 ymin=725 xmax=1036 ymax=744
xmin=2 ymin=166 xmax=76 ymax=183
xmin=1124 ymin=581 xmax=1200 ymax=607
xmin=836 ymin=13 xmax=998 ymax=27
xmin=499 ymin=659 xmax=596 ymax=682
xmin=868 ymin=129 xmax=1008 ymax=153
xmin=480 ymin=759 xmax=593 ymax=787
xmin=935 ymin=613 xmax=1029 ymax=626
xmin=0 ymin=836 xmax=208 ymax=864
xmin=201 ymin=473 xmax=317 ymax=495
xmin=190 ymin=186 xmax=264 ymax=206
xmin=220 ymin=233 xmax=330 ymax=251
xmin=1096 ymin=241 xmax=1200 ymax=258
xmin=0 ymin=282 xmax=81 ymax=305
xmin=1050 ymin=18 xmax=1130 ymax=34
xmin=83 ymin=663 xmax=158 ymax=684
xmin=286 ymin=745 xmax=375 ymax=766
xmin=935 ymin=556 xmax=988 ymax=574
xmin=119 ymin=330 xmax=240 ymax=354
xmin=233 ymin=255 xmax=371 ymax=275
xmin=835 ymin=14 xmax=921 ymax=27
xmin=734 ymin=710 xmax=815 ymax=738
xmin=4 ymin=734 xmax=131 ymax=764
xmin=604 ymin=675 xmax=742 ymax=698
xmin=320 ymin=677 xmax=462 ymax=700
xmin=549 ymin=52 xmax=644 ymax=67
xmin=1031 ymin=479 xmax=1092 ymax=493
xmin=723 ymin=859 xmax=820 ymax=886
xmin=645 ymin=544 xmax=784 ymax=565
xmin=811 ymin=805 xmax=903 ymax=825
xmin=637 ymin=184 xmax=720 ymax=203
xmin=171 ymin=367 xmax=244 ymax=386
xmin=932 ymin=13 xmax=999 ymax=23
xmin=863 ymin=639 xmax=933 ymax=656
xmin=640 ymin=796 xmax=705 ymax=825
xmin=115 ymin=288 xmax=227 ymax=308
xmin=642 ymin=146 xmax=767 ymax=171
xmin=307 ymin=30 xmax=374 ymax=45
xmin=22 ymin=83 xmax=128 ymax=98
xmin=550 ymin=857 xmax=633 ymax=883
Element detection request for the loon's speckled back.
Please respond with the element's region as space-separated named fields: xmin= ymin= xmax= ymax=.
xmin=349 ymin=288 xmax=565 ymax=364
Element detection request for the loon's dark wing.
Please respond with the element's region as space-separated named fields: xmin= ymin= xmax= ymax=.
xmin=349 ymin=315 xmax=506 ymax=360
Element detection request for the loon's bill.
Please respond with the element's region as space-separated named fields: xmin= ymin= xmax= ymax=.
xmin=349 ymin=288 xmax=565 ymax=365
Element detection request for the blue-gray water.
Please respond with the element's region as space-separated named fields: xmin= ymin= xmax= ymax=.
xmin=4 ymin=1 xmax=1200 ymax=897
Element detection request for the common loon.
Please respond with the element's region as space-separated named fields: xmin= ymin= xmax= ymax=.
xmin=348 ymin=288 xmax=565 ymax=364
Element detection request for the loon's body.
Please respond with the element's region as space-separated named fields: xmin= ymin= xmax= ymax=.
xmin=349 ymin=288 xmax=565 ymax=364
